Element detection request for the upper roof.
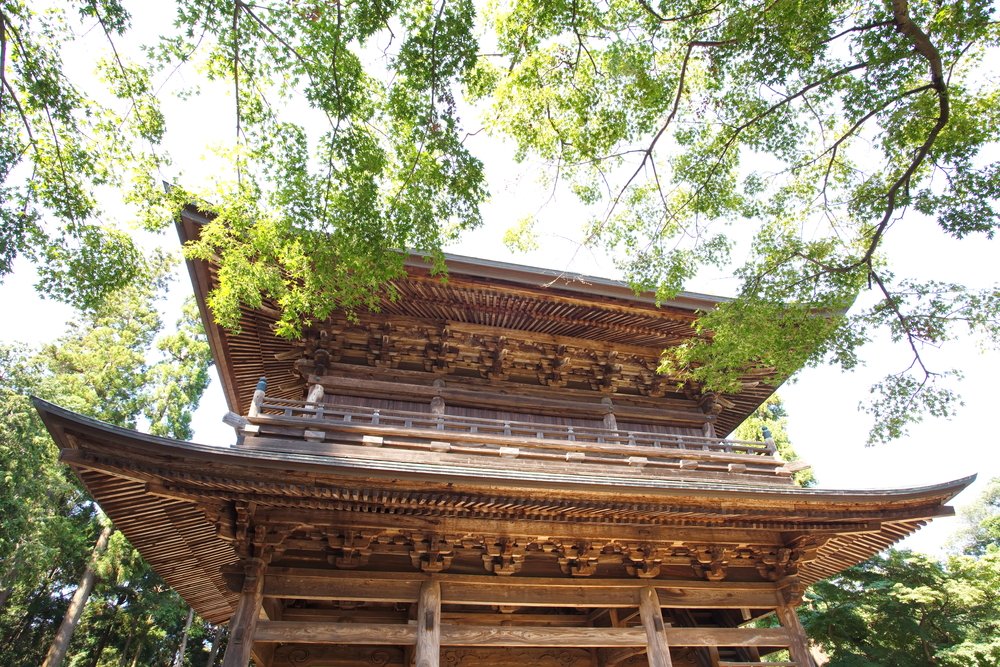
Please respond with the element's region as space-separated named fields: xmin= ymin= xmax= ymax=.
xmin=177 ymin=207 xmax=777 ymax=435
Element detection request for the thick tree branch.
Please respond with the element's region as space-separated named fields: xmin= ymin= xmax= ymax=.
xmin=847 ymin=1 xmax=950 ymax=273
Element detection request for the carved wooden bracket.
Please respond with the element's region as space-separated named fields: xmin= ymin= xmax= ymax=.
xmin=481 ymin=537 xmax=526 ymax=576
xmin=327 ymin=530 xmax=377 ymax=569
xmin=555 ymin=542 xmax=601 ymax=577
xmin=623 ymin=545 xmax=662 ymax=579
xmin=409 ymin=534 xmax=454 ymax=573
xmin=691 ymin=545 xmax=729 ymax=581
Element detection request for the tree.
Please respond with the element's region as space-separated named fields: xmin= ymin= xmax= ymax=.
xmin=950 ymin=477 xmax=1000 ymax=557
xmin=732 ymin=395 xmax=815 ymax=487
xmin=801 ymin=549 xmax=1000 ymax=666
xmin=0 ymin=262 xmax=213 ymax=666
xmin=2 ymin=0 xmax=998 ymax=442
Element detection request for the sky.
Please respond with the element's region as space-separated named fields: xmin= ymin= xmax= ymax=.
xmin=2 ymin=1 xmax=998 ymax=556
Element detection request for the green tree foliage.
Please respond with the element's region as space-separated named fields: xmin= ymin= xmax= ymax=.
xmin=0 ymin=0 xmax=166 ymax=310
xmin=950 ymin=477 xmax=1000 ymax=557
xmin=2 ymin=1 xmax=998 ymax=441
xmin=801 ymin=549 xmax=1000 ymax=666
xmin=481 ymin=0 xmax=1000 ymax=443
xmin=0 ymin=265 xmax=213 ymax=666
xmin=732 ymin=395 xmax=815 ymax=487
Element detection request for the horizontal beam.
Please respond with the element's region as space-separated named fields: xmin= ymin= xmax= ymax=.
xmin=308 ymin=371 xmax=710 ymax=423
xmin=256 ymin=569 xmax=782 ymax=609
xmin=255 ymin=508 xmax=794 ymax=544
xmin=254 ymin=621 xmax=793 ymax=648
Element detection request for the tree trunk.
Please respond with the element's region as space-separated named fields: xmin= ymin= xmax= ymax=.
xmin=88 ymin=594 xmax=125 ymax=667
xmin=42 ymin=524 xmax=114 ymax=667
xmin=206 ymin=626 xmax=224 ymax=667
xmin=128 ymin=638 xmax=144 ymax=667
xmin=173 ymin=607 xmax=195 ymax=667
xmin=126 ymin=624 xmax=151 ymax=667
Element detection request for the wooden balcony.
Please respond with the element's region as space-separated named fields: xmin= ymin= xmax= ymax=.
xmin=240 ymin=395 xmax=797 ymax=486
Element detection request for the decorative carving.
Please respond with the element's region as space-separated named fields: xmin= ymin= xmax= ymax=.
xmin=442 ymin=649 xmax=589 ymax=667
xmin=294 ymin=312 xmax=708 ymax=401
xmin=409 ymin=534 xmax=454 ymax=573
xmin=755 ymin=547 xmax=796 ymax=582
xmin=288 ymin=648 xmax=310 ymax=666
xmin=555 ymin=542 xmax=600 ymax=577
xmin=274 ymin=646 xmax=404 ymax=667
xmin=482 ymin=537 xmax=526 ymax=576
xmin=691 ymin=545 xmax=729 ymax=581
xmin=623 ymin=544 xmax=662 ymax=578
xmin=327 ymin=530 xmax=377 ymax=569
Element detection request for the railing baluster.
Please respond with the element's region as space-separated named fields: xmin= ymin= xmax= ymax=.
xmin=372 ymin=409 xmax=380 ymax=425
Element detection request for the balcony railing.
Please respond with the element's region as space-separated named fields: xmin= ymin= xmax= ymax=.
xmin=241 ymin=395 xmax=794 ymax=483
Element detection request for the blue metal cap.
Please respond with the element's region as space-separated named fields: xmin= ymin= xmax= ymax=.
xmin=256 ymin=377 xmax=267 ymax=392
xmin=761 ymin=426 xmax=772 ymax=440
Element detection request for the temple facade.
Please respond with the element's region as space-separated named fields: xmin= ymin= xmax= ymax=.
xmin=35 ymin=206 xmax=973 ymax=667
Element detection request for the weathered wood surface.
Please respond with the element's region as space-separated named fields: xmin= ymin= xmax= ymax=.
xmin=240 ymin=434 xmax=787 ymax=487
xmin=415 ymin=581 xmax=442 ymax=667
xmin=309 ymin=373 xmax=711 ymax=425
xmin=776 ymin=604 xmax=816 ymax=667
xmin=221 ymin=560 xmax=265 ymax=667
xmin=254 ymin=621 xmax=793 ymax=648
xmin=251 ymin=397 xmax=774 ymax=459
xmin=258 ymin=569 xmax=783 ymax=609
xmin=639 ymin=587 xmax=674 ymax=667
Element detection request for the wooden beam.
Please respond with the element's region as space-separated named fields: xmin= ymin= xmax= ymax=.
xmin=775 ymin=604 xmax=815 ymax=667
xmin=256 ymin=508 xmax=788 ymax=545
xmin=253 ymin=622 xmax=793 ymax=648
xmin=222 ymin=559 xmax=265 ymax=667
xmin=310 ymin=373 xmax=709 ymax=425
xmin=638 ymin=587 xmax=674 ymax=667
xmin=258 ymin=568 xmax=782 ymax=609
xmin=416 ymin=581 xmax=441 ymax=667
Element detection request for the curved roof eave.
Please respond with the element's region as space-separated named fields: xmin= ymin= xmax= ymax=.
xmin=34 ymin=398 xmax=975 ymax=507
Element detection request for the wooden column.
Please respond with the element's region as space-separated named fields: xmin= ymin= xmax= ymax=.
xmin=222 ymin=559 xmax=266 ymax=667
xmin=775 ymin=604 xmax=815 ymax=667
xmin=306 ymin=383 xmax=325 ymax=405
xmin=637 ymin=587 xmax=673 ymax=667
xmin=415 ymin=580 xmax=442 ymax=667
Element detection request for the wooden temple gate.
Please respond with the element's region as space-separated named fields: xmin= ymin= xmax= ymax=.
xmin=32 ymin=207 xmax=975 ymax=667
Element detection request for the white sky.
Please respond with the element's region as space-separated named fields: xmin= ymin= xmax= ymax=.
xmin=2 ymin=2 xmax=997 ymax=556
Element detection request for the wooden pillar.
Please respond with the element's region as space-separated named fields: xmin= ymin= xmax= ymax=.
xmin=415 ymin=580 xmax=441 ymax=667
xmin=775 ymin=604 xmax=815 ymax=667
xmin=306 ymin=383 xmax=325 ymax=405
xmin=248 ymin=377 xmax=266 ymax=418
xmin=637 ymin=587 xmax=673 ymax=667
xmin=222 ymin=559 xmax=265 ymax=667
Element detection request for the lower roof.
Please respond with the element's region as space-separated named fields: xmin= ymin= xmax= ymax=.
xmin=35 ymin=399 xmax=973 ymax=623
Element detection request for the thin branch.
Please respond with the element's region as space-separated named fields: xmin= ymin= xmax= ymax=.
xmin=233 ymin=0 xmax=242 ymax=185
xmin=635 ymin=0 xmax=722 ymax=24
xmin=597 ymin=39 xmax=734 ymax=239
xmin=821 ymin=19 xmax=893 ymax=45
xmin=847 ymin=0 xmax=950 ymax=272
xmin=0 ymin=10 xmax=8 ymax=116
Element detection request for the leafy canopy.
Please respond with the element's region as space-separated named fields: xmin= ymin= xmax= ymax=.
xmin=802 ymin=549 xmax=1000 ymax=666
xmin=2 ymin=0 xmax=999 ymax=442
xmin=0 ymin=262 xmax=213 ymax=665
